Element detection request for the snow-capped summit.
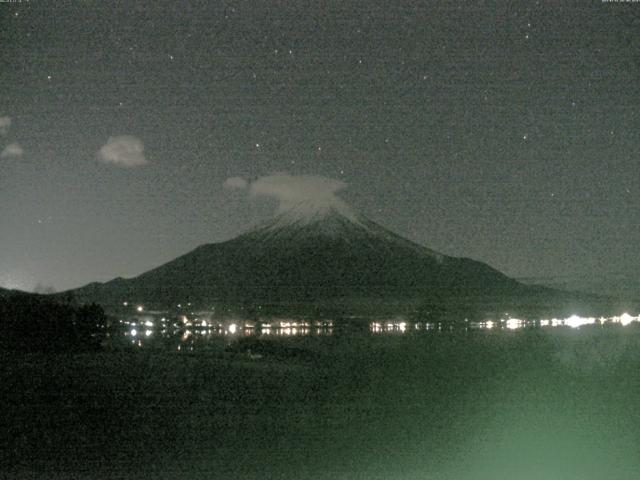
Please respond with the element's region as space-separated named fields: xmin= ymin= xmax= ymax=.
xmin=241 ymin=200 xmax=446 ymax=264
xmin=246 ymin=199 xmax=370 ymax=239
xmin=260 ymin=198 xmax=363 ymax=228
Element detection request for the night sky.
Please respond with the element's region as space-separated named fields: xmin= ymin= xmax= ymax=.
xmin=1 ymin=1 xmax=638 ymax=292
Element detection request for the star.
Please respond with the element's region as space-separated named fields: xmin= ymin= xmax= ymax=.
xmin=522 ymin=134 xmax=528 ymax=141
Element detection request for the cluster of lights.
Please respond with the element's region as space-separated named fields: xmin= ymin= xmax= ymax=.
xmin=370 ymin=321 xmax=411 ymax=333
xmin=121 ymin=310 xmax=640 ymax=348
xmin=479 ymin=313 xmax=640 ymax=330
xmin=369 ymin=314 xmax=640 ymax=334
xmin=272 ymin=320 xmax=312 ymax=328
xmin=613 ymin=313 xmax=637 ymax=326
xmin=505 ymin=318 xmax=523 ymax=330
xmin=128 ymin=328 xmax=153 ymax=337
xmin=124 ymin=317 xmax=333 ymax=340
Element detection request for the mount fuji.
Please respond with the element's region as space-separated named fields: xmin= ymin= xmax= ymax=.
xmin=64 ymin=198 xmax=546 ymax=311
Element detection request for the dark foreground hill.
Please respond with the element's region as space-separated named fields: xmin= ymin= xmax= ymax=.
xmin=0 ymin=291 xmax=107 ymax=351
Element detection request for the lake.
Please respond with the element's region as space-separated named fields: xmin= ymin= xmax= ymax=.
xmin=2 ymin=323 xmax=640 ymax=479
xmin=112 ymin=312 xmax=640 ymax=352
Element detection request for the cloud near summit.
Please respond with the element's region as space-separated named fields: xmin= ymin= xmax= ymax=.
xmin=223 ymin=173 xmax=349 ymax=212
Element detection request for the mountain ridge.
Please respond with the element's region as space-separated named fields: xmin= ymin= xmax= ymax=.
xmin=60 ymin=203 xmax=590 ymax=314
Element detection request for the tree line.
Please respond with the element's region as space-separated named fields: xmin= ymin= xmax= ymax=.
xmin=0 ymin=293 xmax=107 ymax=352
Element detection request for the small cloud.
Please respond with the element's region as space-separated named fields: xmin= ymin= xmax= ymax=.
xmin=226 ymin=173 xmax=357 ymax=220
xmin=249 ymin=173 xmax=349 ymax=212
xmin=97 ymin=135 xmax=147 ymax=168
xmin=0 ymin=116 xmax=11 ymax=136
xmin=1 ymin=143 xmax=24 ymax=159
xmin=223 ymin=176 xmax=249 ymax=190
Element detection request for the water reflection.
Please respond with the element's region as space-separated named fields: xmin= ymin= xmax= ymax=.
xmin=115 ymin=312 xmax=640 ymax=351
xmin=120 ymin=317 xmax=335 ymax=350
xmin=505 ymin=318 xmax=522 ymax=330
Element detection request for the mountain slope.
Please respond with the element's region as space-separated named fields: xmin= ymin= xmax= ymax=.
xmin=65 ymin=204 xmax=529 ymax=308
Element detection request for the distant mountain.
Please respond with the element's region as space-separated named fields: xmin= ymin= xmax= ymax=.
xmin=518 ymin=273 xmax=640 ymax=302
xmin=0 ymin=287 xmax=30 ymax=298
xmin=0 ymin=287 xmax=13 ymax=298
xmin=62 ymin=201 xmax=602 ymax=315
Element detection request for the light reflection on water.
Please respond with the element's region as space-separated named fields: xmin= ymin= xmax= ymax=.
xmin=118 ymin=319 xmax=335 ymax=350
xmin=115 ymin=313 xmax=640 ymax=350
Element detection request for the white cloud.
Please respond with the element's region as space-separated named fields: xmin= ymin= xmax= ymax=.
xmin=225 ymin=173 xmax=358 ymax=220
xmin=97 ymin=135 xmax=147 ymax=167
xmin=1 ymin=143 xmax=24 ymax=159
xmin=249 ymin=173 xmax=349 ymax=212
xmin=223 ymin=176 xmax=249 ymax=190
xmin=0 ymin=116 xmax=11 ymax=136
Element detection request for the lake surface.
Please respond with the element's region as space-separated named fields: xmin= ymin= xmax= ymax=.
xmin=3 ymin=324 xmax=640 ymax=479
xmin=114 ymin=312 xmax=640 ymax=352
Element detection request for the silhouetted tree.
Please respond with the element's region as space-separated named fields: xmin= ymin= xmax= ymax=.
xmin=0 ymin=294 xmax=107 ymax=352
